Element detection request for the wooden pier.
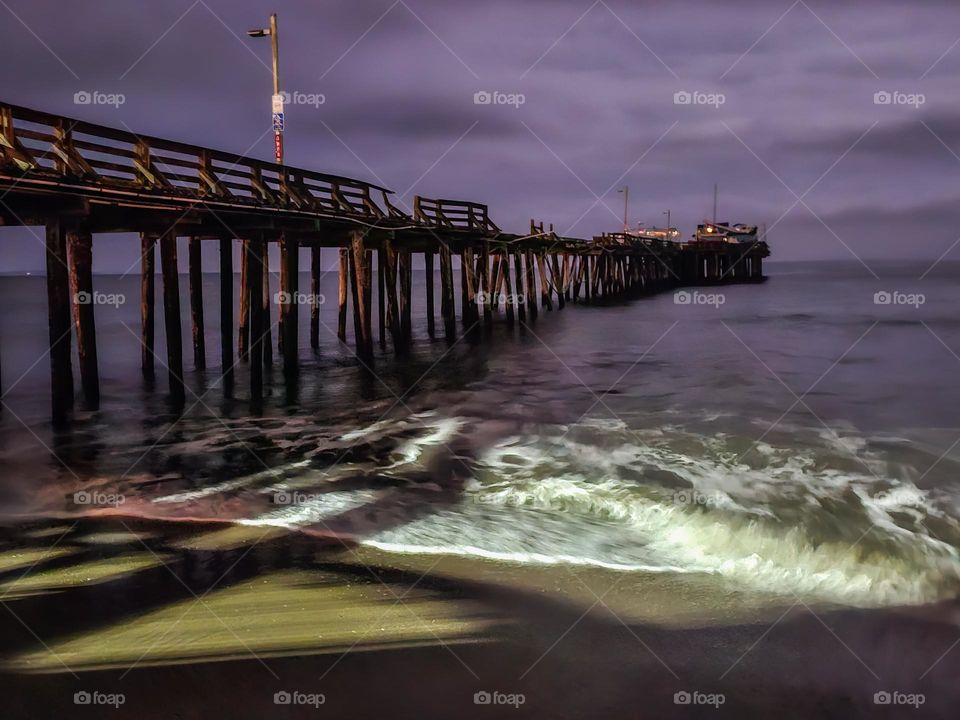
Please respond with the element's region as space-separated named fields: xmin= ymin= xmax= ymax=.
xmin=0 ymin=102 xmax=769 ymax=422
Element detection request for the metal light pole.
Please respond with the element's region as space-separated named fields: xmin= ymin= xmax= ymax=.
xmin=248 ymin=13 xmax=283 ymax=165
xmin=663 ymin=209 xmax=671 ymax=238
xmin=618 ymin=186 xmax=629 ymax=233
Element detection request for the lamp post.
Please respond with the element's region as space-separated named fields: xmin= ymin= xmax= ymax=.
xmin=663 ymin=209 xmax=671 ymax=239
xmin=248 ymin=13 xmax=283 ymax=165
xmin=617 ymin=186 xmax=629 ymax=233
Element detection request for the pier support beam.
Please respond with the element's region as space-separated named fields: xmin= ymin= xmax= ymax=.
xmin=261 ymin=256 xmax=272 ymax=370
xmin=45 ymin=220 xmax=74 ymax=423
xmin=537 ymin=254 xmax=553 ymax=311
xmin=159 ymin=231 xmax=184 ymax=404
xmin=188 ymin=237 xmax=205 ymax=370
xmin=219 ymin=237 xmax=234 ymax=395
xmin=247 ymin=238 xmax=265 ymax=404
xmin=551 ymin=254 xmax=565 ymax=310
xmin=349 ymin=231 xmax=374 ymax=360
xmin=140 ymin=232 xmax=156 ymax=381
xmin=524 ymin=251 xmax=537 ymax=321
xmin=399 ymin=250 xmax=412 ymax=345
xmin=439 ymin=245 xmax=456 ymax=341
xmin=513 ymin=251 xmax=526 ymax=324
xmin=337 ymin=248 xmax=348 ymax=342
xmin=383 ymin=242 xmax=402 ymax=355
xmin=480 ymin=243 xmax=493 ymax=326
xmin=502 ymin=251 xmax=515 ymax=326
xmin=238 ymin=241 xmax=249 ymax=361
xmin=68 ymin=226 xmax=99 ymax=410
xmin=310 ymin=246 xmax=321 ymax=350
xmin=377 ymin=247 xmax=386 ymax=350
xmin=463 ymin=249 xmax=479 ymax=328
xmin=279 ymin=235 xmax=299 ymax=379
xmin=424 ymin=251 xmax=435 ymax=337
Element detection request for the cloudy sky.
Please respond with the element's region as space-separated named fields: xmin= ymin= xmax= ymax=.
xmin=1 ymin=0 xmax=959 ymax=271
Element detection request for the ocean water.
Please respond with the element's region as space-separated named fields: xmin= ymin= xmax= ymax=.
xmin=1 ymin=259 xmax=959 ymax=610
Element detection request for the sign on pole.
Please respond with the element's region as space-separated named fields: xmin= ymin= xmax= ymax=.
xmin=272 ymin=112 xmax=285 ymax=132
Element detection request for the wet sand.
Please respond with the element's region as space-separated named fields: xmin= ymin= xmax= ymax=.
xmin=1 ymin=518 xmax=958 ymax=719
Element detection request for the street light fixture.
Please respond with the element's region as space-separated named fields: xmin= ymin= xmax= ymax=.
xmin=247 ymin=13 xmax=283 ymax=165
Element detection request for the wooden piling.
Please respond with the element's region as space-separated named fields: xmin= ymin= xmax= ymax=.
xmin=424 ymin=251 xmax=436 ymax=337
xmin=551 ymin=254 xmax=565 ymax=309
xmin=310 ymin=246 xmax=321 ymax=350
xmin=238 ymin=241 xmax=249 ymax=360
xmin=337 ymin=248 xmax=348 ymax=342
xmin=219 ymin=237 xmax=234 ymax=393
xmin=377 ymin=246 xmax=387 ymax=349
xmin=349 ymin=231 xmax=373 ymax=359
xmin=513 ymin=251 xmax=526 ymax=324
xmin=459 ymin=252 xmax=469 ymax=325
xmin=524 ymin=251 xmax=538 ymax=320
xmin=140 ymin=232 xmax=156 ymax=380
xmin=502 ymin=251 xmax=515 ymax=325
xmin=261 ymin=255 xmax=273 ymax=369
xmin=45 ymin=219 xmax=74 ymax=422
xmin=480 ymin=243 xmax=493 ymax=326
xmin=383 ymin=242 xmax=402 ymax=354
xmin=247 ymin=238 xmax=264 ymax=403
xmin=537 ymin=253 xmax=553 ymax=311
xmin=188 ymin=237 xmax=205 ymax=370
xmin=399 ymin=250 xmax=412 ymax=344
xmin=439 ymin=244 xmax=456 ymax=340
xmin=159 ymin=231 xmax=184 ymax=403
xmin=279 ymin=235 xmax=299 ymax=378
xmin=462 ymin=249 xmax=478 ymax=327
xmin=67 ymin=226 xmax=99 ymax=409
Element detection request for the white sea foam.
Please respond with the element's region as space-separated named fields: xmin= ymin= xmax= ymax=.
xmin=172 ymin=417 xmax=960 ymax=608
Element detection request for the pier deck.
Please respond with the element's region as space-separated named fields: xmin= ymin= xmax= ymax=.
xmin=0 ymin=102 xmax=769 ymax=421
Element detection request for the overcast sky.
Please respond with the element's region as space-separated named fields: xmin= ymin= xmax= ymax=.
xmin=1 ymin=0 xmax=959 ymax=272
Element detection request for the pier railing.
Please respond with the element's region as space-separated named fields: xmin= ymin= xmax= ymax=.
xmin=0 ymin=102 xmax=409 ymax=221
xmin=413 ymin=196 xmax=499 ymax=232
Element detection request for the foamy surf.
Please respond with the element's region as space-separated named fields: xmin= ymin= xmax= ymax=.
xmin=132 ymin=414 xmax=960 ymax=609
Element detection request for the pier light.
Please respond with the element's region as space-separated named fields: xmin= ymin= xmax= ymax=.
xmin=247 ymin=13 xmax=283 ymax=165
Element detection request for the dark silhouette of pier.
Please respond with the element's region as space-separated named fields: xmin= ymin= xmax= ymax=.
xmin=0 ymin=102 xmax=769 ymax=422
